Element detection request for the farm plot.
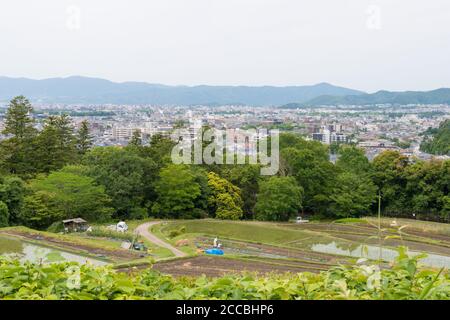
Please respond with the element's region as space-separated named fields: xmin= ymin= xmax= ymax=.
xmin=0 ymin=227 xmax=141 ymax=262
xmin=152 ymin=256 xmax=327 ymax=277
xmin=159 ymin=219 xmax=450 ymax=270
xmin=285 ymin=222 xmax=450 ymax=255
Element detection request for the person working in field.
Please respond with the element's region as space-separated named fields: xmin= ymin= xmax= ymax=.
xmin=213 ymin=237 xmax=222 ymax=248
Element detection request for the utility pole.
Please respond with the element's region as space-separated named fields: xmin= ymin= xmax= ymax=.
xmin=378 ymin=190 xmax=382 ymax=263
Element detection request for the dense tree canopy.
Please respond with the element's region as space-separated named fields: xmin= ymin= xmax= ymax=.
xmin=420 ymin=120 xmax=450 ymax=155
xmin=207 ymin=172 xmax=243 ymax=220
xmin=330 ymin=172 xmax=377 ymax=218
xmin=255 ymin=176 xmax=303 ymax=221
xmin=82 ymin=147 xmax=155 ymax=218
xmin=0 ymin=176 xmax=25 ymax=225
xmin=152 ymin=164 xmax=201 ymax=218
xmin=21 ymin=166 xmax=114 ymax=226
xmin=0 ymin=201 xmax=9 ymax=227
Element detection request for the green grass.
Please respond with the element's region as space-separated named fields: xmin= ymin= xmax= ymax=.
xmin=66 ymin=234 xmax=124 ymax=249
xmin=334 ymin=218 xmax=368 ymax=224
xmin=159 ymin=219 xmax=336 ymax=247
xmin=150 ymin=223 xmax=198 ymax=256
xmin=364 ymin=217 xmax=450 ymax=236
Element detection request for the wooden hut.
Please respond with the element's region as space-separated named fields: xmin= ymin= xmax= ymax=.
xmin=62 ymin=218 xmax=89 ymax=233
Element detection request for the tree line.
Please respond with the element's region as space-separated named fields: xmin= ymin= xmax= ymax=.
xmin=0 ymin=96 xmax=448 ymax=229
xmin=420 ymin=119 xmax=450 ymax=155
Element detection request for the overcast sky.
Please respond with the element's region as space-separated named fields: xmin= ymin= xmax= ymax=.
xmin=1 ymin=0 xmax=449 ymax=92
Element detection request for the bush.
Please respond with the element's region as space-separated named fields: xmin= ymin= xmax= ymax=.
xmin=180 ymin=208 xmax=208 ymax=219
xmin=0 ymin=201 xmax=9 ymax=227
xmin=88 ymin=227 xmax=135 ymax=242
xmin=129 ymin=207 xmax=148 ymax=220
xmin=46 ymin=221 xmax=64 ymax=233
xmin=334 ymin=218 xmax=368 ymax=224
xmin=168 ymin=226 xmax=186 ymax=238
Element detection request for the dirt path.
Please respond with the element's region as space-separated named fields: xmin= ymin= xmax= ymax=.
xmin=136 ymin=222 xmax=186 ymax=257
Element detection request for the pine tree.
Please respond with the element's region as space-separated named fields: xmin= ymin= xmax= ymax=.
xmin=2 ymin=96 xmax=36 ymax=139
xmin=0 ymin=96 xmax=37 ymax=175
xmin=33 ymin=115 xmax=77 ymax=173
xmin=76 ymin=120 xmax=93 ymax=155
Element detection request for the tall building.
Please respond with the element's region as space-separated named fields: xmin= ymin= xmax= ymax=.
xmin=312 ymin=125 xmax=347 ymax=144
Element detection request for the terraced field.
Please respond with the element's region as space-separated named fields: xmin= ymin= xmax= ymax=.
xmin=148 ymin=218 xmax=450 ymax=277
xmin=152 ymin=255 xmax=329 ymax=277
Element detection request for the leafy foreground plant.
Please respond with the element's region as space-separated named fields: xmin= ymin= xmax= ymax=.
xmin=0 ymin=248 xmax=448 ymax=300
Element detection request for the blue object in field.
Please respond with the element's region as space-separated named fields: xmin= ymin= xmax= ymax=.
xmin=205 ymin=248 xmax=224 ymax=255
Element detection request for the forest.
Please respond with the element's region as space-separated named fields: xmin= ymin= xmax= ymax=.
xmin=0 ymin=96 xmax=449 ymax=230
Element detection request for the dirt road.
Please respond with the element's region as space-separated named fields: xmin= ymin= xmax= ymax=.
xmin=135 ymin=221 xmax=186 ymax=257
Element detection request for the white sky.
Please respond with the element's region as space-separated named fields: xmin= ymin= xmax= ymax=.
xmin=0 ymin=0 xmax=449 ymax=92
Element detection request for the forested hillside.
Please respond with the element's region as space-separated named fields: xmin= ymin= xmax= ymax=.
xmin=420 ymin=119 xmax=450 ymax=155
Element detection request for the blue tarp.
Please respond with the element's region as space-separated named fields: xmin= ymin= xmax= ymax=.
xmin=205 ymin=248 xmax=224 ymax=255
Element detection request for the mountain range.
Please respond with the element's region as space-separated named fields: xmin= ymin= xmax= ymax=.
xmin=283 ymin=88 xmax=450 ymax=108
xmin=0 ymin=76 xmax=363 ymax=106
xmin=0 ymin=76 xmax=449 ymax=107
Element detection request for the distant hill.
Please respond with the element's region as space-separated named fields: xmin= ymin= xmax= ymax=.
xmin=282 ymin=88 xmax=450 ymax=108
xmin=0 ymin=76 xmax=364 ymax=106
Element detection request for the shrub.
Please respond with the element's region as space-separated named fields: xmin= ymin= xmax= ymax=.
xmin=168 ymin=226 xmax=186 ymax=238
xmin=46 ymin=221 xmax=64 ymax=233
xmin=88 ymin=227 xmax=135 ymax=242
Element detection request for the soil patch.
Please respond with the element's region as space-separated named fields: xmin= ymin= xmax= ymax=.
xmin=152 ymin=256 xmax=325 ymax=277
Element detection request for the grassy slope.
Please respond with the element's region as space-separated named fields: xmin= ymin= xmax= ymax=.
xmin=159 ymin=219 xmax=340 ymax=247
xmin=364 ymin=217 xmax=450 ymax=236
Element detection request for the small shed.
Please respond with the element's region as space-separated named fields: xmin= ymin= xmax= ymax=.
xmin=63 ymin=218 xmax=89 ymax=233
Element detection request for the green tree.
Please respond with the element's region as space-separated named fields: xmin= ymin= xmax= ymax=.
xmin=19 ymin=191 xmax=63 ymax=229
xmin=83 ymin=147 xmax=153 ymax=218
xmin=372 ymin=150 xmax=410 ymax=214
xmin=0 ymin=201 xmax=9 ymax=227
xmin=336 ymin=145 xmax=372 ymax=176
xmin=405 ymin=159 xmax=450 ymax=217
xmin=190 ymin=167 xmax=211 ymax=218
xmin=33 ymin=115 xmax=77 ymax=173
xmin=2 ymin=96 xmax=36 ymax=139
xmin=221 ymin=164 xmax=261 ymax=219
xmin=26 ymin=166 xmax=113 ymax=226
xmin=129 ymin=129 xmax=142 ymax=147
xmin=442 ymin=196 xmax=450 ymax=219
xmin=255 ymin=176 xmax=303 ymax=221
xmin=281 ymin=146 xmax=336 ymax=215
xmin=330 ymin=172 xmax=377 ymax=218
xmin=76 ymin=120 xmax=93 ymax=155
xmin=0 ymin=176 xmax=26 ymax=225
xmin=0 ymin=96 xmax=37 ymax=176
xmin=143 ymin=134 xmax=176 ymax=171
xmin=152 ymin=164 xmax=201 ymax=218
xmin=207 ymin=172 xmax=243 ymax=220
xmin=420 ymin=120 xmax=450 ymax=155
